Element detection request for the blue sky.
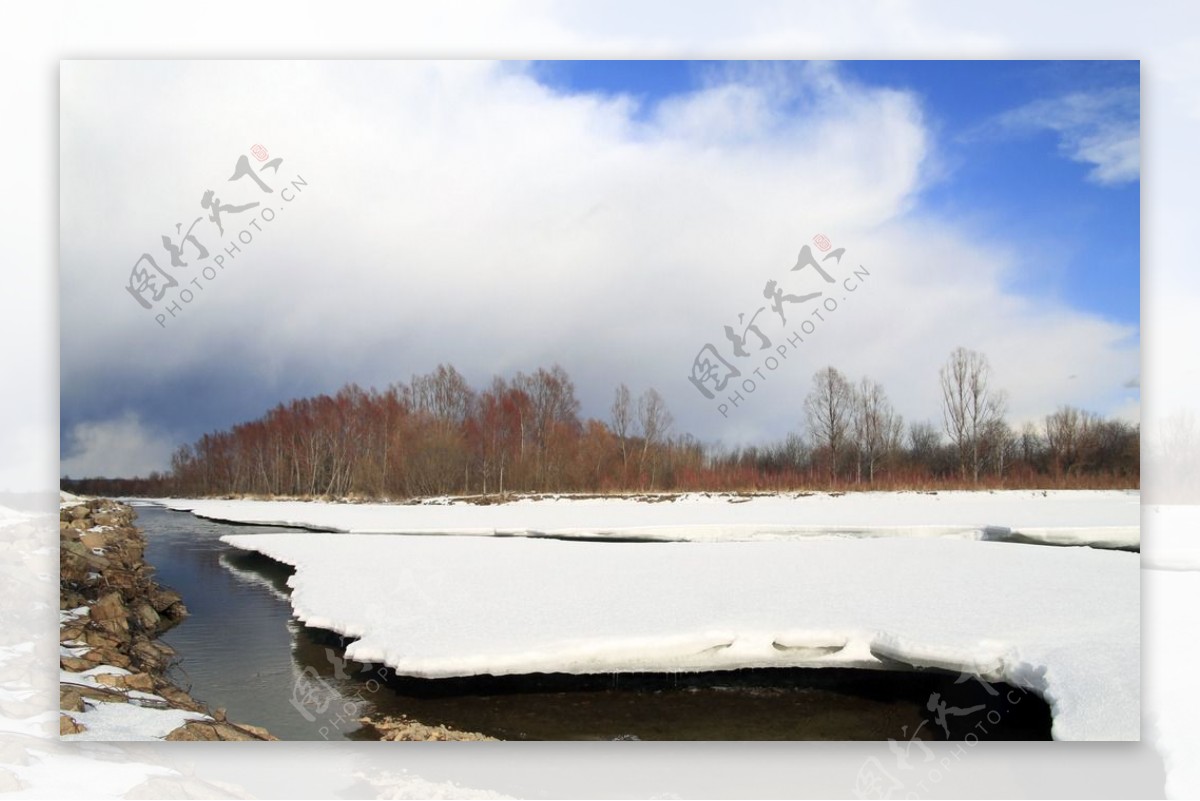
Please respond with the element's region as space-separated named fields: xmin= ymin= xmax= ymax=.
xmin=60 ymin=60 xmax=1140 ymax=477
xmin=536 ymin=59 xmax=1141 ymax=329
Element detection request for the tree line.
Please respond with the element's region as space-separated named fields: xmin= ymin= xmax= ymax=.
xmin=791 ymin=347 xmax=1137 ymax=490
xmin=63 ymin=348 xmax=1138 ymax=499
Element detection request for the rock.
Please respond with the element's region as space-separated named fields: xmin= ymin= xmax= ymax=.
xmin=235 ymin=723 xmax=274 ymax=740
xmin=60 ymin=539 xmax=89 ymax=557
xmin=84 ymin=647 xmax=131 ymax=668
xmin=83 ymin=629 xmax=123 ymax=649
xmin=59 ymin=714 xmax=86 ymax=735
xmin=133 ymin=602 xmax=160 ymax=631
xmin=101 ymin=567 xmax=137 ymax=592
xmin=94 ymin=671 xmax=155 ymax=693
xmin=90 ymin=590 xmax=126 ymax=620
xmin=69 ymin=505 xmax=90 ymax=520
xmin=59 ymin=541 xmax=91 ymax=583
xmin=90 ymin=591 xmax=130 ymax=635
xmin=130 ymin=640 xmax=173 ymax=671
xmin=79 ymin=531 xmax=108 ymax=550
xmin=124 ymin=672 xmax=156 ymax=692
xmin=213 ymin=707 xmax=226 ymax=721
xmin=165 ymin=720 xmax=276 ymax=741
xmin=161 ymin=601 xmax=188 ymax=621
xmin=163 ymin=722 xmax=220 ymax=741
xmin=60 ymin=656 xmax=92 ymax=672
xmin=157 ymin=685 xmax=205 ymax=712
xmin=82 ymin=550 xmax=111 ymax=572
xmin=60 ymin=686 xmax=85 ymax=712
xmin=358 ymin=715 xmax=495 ymax=741
xmin=61 ymin=589 xmax=87 ymax=609
xmin=60 ymin=625 xmax=85 ymax=643
xmin=149 ymin=588 xmax=184 ymax=613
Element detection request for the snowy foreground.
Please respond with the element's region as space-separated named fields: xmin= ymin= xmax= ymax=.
xmin=221 ymin=530 xmax=1140 ymax=741
xmin=160 ymin=489 xmax=1140 ymax=549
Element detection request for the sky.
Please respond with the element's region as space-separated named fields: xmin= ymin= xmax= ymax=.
xmin=59 ymin=60 xmax=1140 ymax=478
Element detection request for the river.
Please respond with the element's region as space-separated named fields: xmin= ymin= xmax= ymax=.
xmin=136 ymin=503 xmax=1051 ymax=741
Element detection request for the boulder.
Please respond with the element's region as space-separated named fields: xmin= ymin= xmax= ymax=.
xmin=90 ymin=591 xmax=129 ymax=635
xmin=133 ymin=602 xmax=160 ymax=631
xmin=236 ymin=723 xmax=275 ymax=740
xmin=61 ymin=589 xmax=87 ymax=610
xmin=59 ymin=541 xmax=91 ymax=583
xmin=156 ymin=685 xmax=204 ymax=712
xmin=130 ymin=640 xmax=173 ymax=672
xmin=90 ymin=591 xmax=125 ymax=619
xmin=59 ymin=714 xmax=86 ymax=735
xmin=164 ymin=720 xmax=275 ymax=741
xmin=83 ymin=647 xmax=131 ymax=668
xmin=358 ymin=715 xmax=495 ymax=741
xmin=82 ymin=629 xmax=122 ymax=649
xmin=95 ymin=671 xmax=156 ymax=692
xmin=79 ymin=531 xmax=108 ymax=550
xmin=124 ymin=672 xmax=156 ymax=692
xmin=148 ymin=588 xmax=184 ymax=613
xmin=60 ymin=686 xmax=85 ymax=712
xmin=59 ymin=656 xmax=92 ymax=672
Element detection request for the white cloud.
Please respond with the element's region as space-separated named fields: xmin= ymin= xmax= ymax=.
xmin=60 ymin=413 xmax=177 ymax=479
xmin=998 ymin=87 xmax=1140 ymax=184
xmin=58 ymin=61 xmax=1138 ymax=472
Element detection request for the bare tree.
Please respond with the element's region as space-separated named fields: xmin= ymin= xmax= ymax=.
xmin=939 ymin=347 xmax=1006 ymax=483
xmin=908 ymin=421 xmax=941 ymax=465
xmin=804 ymin=366 xmax=854 ymax=481
xmin=514 ymin=365 xmax=581 ymax=487
xmin=851 ymin=377 xmax=903 ymax=483
xmin=1044 ymin=405 xmax=1098 ymax=476
xmin=611 ymin=383 xmax=632 ymax=473
xmin=411 ymin=364 xmax=475 ymax=430
xmin=983 ymin=418 xmax=1016 ymax=479
xmin=637 ymin=388 xmax=673 ymax=488
xmin=1018 ymin=422 xmax=1043 ymax=469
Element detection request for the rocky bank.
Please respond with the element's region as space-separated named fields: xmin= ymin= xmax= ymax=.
xmin=357 ymin=714 xmax=495 ymax=741
xmin=59 ymin=497 xmax=276 ymax=740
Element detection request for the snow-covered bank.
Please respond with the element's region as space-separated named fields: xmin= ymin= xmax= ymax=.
xmin=160 ymin=489 xmax=1139 ymax=549
xmin=222 ymin=532 xmax=1139 ymax=741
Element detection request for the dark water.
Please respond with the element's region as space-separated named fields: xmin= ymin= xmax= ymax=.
xmin=136 ymin=504 xmax=1052 ymax=742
